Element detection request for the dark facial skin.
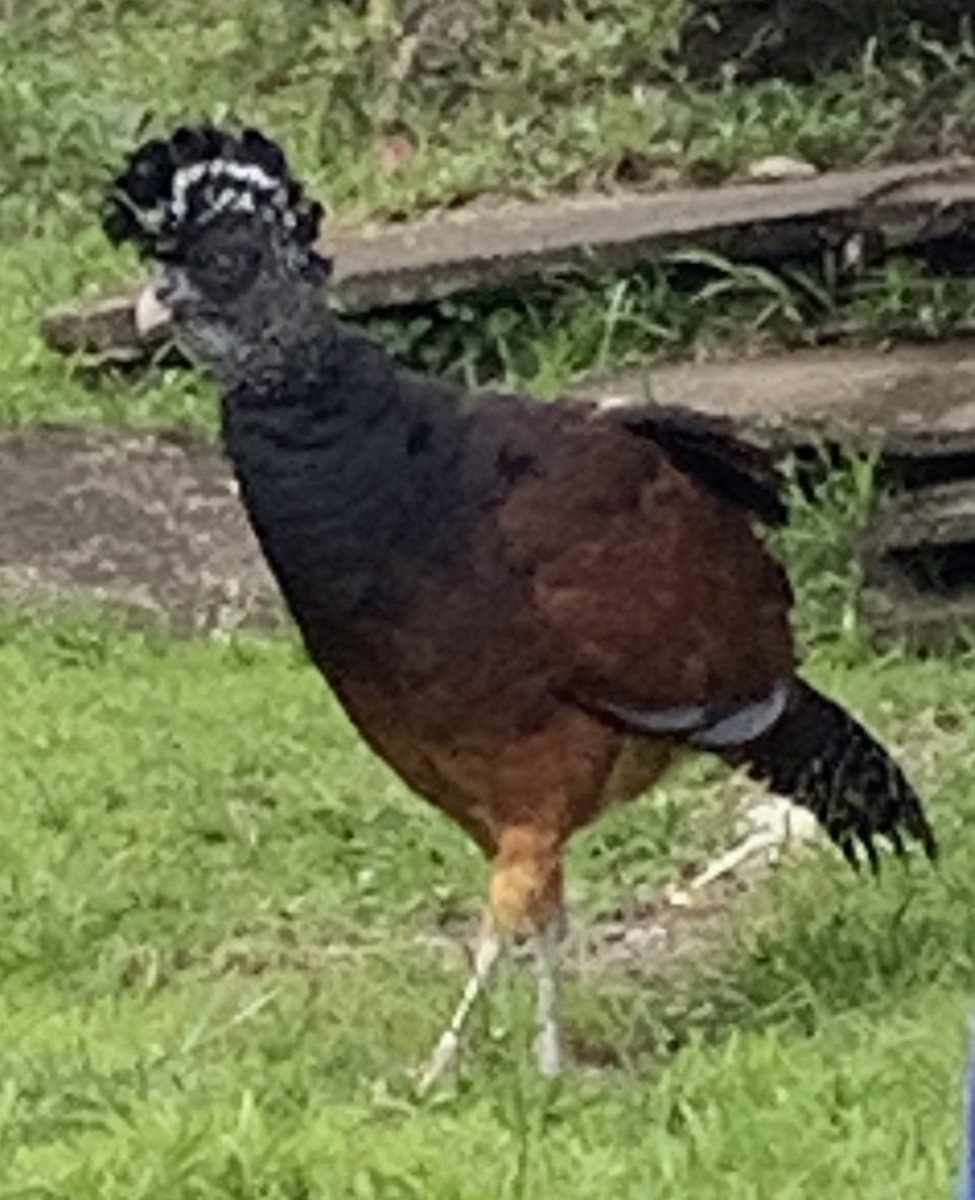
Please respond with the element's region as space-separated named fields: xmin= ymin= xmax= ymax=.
xmin=151 ymin=219 xmax=329 ymax=387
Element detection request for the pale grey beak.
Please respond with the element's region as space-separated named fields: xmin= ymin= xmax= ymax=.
xmin=134 ymin=282 xmax=173 ymax=340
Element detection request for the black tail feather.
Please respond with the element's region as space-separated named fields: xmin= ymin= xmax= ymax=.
xmin=725 ymin=679 xmax=937 ymax=870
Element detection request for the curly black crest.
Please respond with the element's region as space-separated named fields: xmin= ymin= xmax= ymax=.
xmin=101 ymin=124 xmax=328 ymax=269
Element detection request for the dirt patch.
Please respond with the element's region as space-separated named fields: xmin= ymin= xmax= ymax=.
xmin=111 ymin=875 xmax=753 ymax=999
xmin=0 ymin=425 xmax=282 ymax=631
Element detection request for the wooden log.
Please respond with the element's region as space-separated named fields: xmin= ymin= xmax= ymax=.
xmin=41 ymin=157 xmax=975 ymax=367
xmin=582 ymin=341 xmax=975 ymax=447
xmin=860 ymin=478 xmax=975 ymax=651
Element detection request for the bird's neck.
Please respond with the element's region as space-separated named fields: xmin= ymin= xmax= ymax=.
xmin=218 ymin=312 xmax=460 ymax=639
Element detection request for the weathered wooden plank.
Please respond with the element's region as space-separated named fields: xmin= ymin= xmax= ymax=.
xmin=583 ymin=341 xmax=975 ymax=445
xmin=41 ymin=157 xmax=975 ymax=365
xmin=860 ymin=479 xmax=975 ymax=651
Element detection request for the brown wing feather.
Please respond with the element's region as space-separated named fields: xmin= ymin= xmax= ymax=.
xmin=495 ymin=411 xmax=795 ymax=719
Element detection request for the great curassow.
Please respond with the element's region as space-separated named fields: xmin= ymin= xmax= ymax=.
xmin=102 ymin=125 xmax=937 ymax=1092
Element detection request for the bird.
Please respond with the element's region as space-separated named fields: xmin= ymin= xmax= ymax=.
xmin=101 ymin=123 xmax=938 ymax=1093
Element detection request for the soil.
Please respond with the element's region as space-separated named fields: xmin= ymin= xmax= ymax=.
xmin=0 ymin=424 xmax=281 ymax=632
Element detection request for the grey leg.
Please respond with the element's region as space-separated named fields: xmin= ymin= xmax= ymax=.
xmin=534 ymin=913 xmax=562 ymax=1077
xmin=417 ymin=919 xmax=502 ymax=1095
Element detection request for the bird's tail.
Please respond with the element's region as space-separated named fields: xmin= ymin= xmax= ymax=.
xmin=723 ymin=678 xmax=937 ymax=870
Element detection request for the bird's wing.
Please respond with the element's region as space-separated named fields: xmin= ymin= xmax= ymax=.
xmin=595 ymin=399 xmax=788 ymax=526
xmin=491 ymin=405 xmax=796 ymax=736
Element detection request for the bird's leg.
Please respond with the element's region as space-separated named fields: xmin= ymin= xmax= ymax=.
xmin=491 ymin=825 xmax=565 ymax=1078
xmin=418 ymin=826 xmax=564 ymax=1094
xmin=416 ymin=912 xmax=502 ymax=1095
xmin=533 ymin=910 xmax=563 ymax=1077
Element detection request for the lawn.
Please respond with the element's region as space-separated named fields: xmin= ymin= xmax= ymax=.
xmin=1 ymin=610 xmax=973 ymax=1198
xmin=3 ymin=2 xmax=975 ymax=1196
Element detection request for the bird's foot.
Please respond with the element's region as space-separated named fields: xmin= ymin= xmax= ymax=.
xmin=416 ymin=1028 xmax=461 ymax=1097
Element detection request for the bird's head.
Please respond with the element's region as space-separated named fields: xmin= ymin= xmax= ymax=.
xmin=102 ymin=124 xmax=331 ymax=381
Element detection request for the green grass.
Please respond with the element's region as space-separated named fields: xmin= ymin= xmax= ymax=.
xmin=0 ymin=601 xmax=972 ymax=1198
xmin=4 ymin=1 xmax=975 ymax=241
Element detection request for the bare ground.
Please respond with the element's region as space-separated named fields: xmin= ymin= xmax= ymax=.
xmin=0 ymin=424 xmax=281 ymax=632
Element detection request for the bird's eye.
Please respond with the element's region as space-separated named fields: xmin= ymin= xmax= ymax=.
xmin=193 ymin=241 xmax=262 ymax=302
